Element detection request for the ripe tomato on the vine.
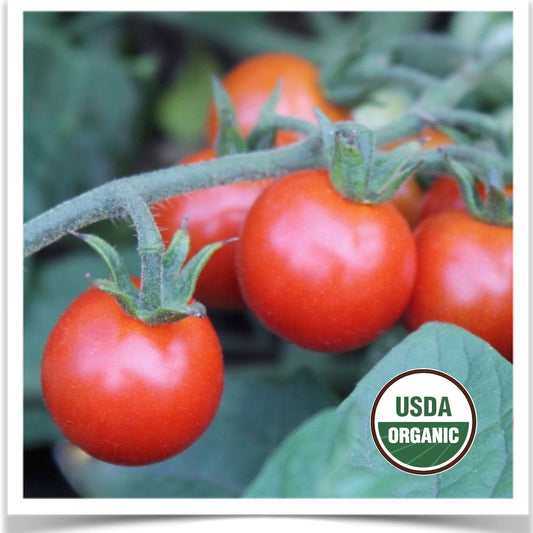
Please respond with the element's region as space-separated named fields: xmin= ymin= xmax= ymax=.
xmin=404 ymin=210 xmax=513 ymax=361
xmin=236 ymin=169 xmax=417 ymax=353
xmin=41 ymin=286 xmax=224 ymax=466
xmin=206 ymin=53 xmax=351 ymax=146
xmin=152 ymin=149 xmax=272 ymax=309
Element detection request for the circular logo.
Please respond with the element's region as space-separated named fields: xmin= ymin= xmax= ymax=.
xmin=370 ymin=369 xmax=476 ymax=475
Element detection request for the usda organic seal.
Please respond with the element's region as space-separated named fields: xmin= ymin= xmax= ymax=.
xmin=370 ymin=369 xmax=477 ymax=475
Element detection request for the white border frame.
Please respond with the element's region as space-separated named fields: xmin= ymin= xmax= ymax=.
xmin=6 ymin=1 xmax=530 ymax=517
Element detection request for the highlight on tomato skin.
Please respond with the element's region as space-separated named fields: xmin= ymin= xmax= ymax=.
xmin=236 ymin=168 xmax=417 ymax=353
xmin=403 ymin=209 xmax=513 ymax=362
xmin=151 ymin=148 xmax=273 ymax=310
xmin=206 ymin=53 xmax=352 ymax=147
xmin=41 ymin=286 xmax=225 ymax=466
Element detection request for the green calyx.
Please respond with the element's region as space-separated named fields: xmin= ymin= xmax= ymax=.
xmin=71 ymin=227 xmax=229 ymax=325
xmin=440 ymin=149 xmax=512 ymax=227
xmin=70 ymin=186 xmax=231 ymax=325
xmin=317 ymin=109 xmax=424 ymax=204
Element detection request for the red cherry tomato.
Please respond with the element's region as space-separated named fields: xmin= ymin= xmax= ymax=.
xmin=41 ymin=286 xmax=224 ymax=465
xmin=419 ymin=175 xmax=514 ymax=222
xmin=206 ymin=53 xmax=351 ymax=146
xmin=152 ymin=149 xmax=272 ymax=309
xmin=384 ymin=128 xmax=453 ymax=227
xmin=236 ymin=169 xmax=417 ymax=352
xmin=404 ymin=210 xmax=513 ymax=361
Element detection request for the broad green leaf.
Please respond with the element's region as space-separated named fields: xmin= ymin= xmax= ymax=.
xmin=54 ymin=368 xmax=339 ymax=497
xmin=246 ymin=322 xmax=512 ymax=498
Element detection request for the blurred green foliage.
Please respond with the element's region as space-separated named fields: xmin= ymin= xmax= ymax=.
xmin=155 ymin=47 xmax=221 ymax=142
xmin=24 ymin=13 xmax=152 ymax=220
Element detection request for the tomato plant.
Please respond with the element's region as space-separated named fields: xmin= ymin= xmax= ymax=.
xmin=206 ymin=53 xmax=351 ymax=146
xmin=41 ymin=285 xmax=224 ymax=466
xmin=236 ymin=169 xmax=417 ymax=353
xmin=22 ymin=12 xmax=515 ymax=501
xmin=404 ymin=210 xmax=513 ymax=361
xmin=152 ymin=149 xmax=272 ymax=309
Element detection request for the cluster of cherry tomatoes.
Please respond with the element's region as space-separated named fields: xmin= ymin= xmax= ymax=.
xmin=41 ymin=53 xmax=513 ymax=467
xmin=154 ymin=53 xmax=512 ymax=359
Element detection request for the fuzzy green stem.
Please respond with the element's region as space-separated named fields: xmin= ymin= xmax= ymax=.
xmin=326 ymin=65 xmax=438 ymax=106
xmin=271 ymin=116 xmax=319 ymax=137
xmin=419 ymin=42 xmax=511 ymax=111
xmin=120 ymin=188 xmax=165 ymax=311
xmin=24 ymin=134 xmax=326 ymax=257
xmin=417 ymin=108 xmax=511 ymax=156
xmin=374 ymin=113 xmax=422 ymax=147
xmin=419 ymin=145 xmax=507 ymax=176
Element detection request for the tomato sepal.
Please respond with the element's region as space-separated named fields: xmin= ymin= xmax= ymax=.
xmin=211 ymin=76 xmax=247 ymax=156
xmin=68 ymin=230 xmax=137 ymax=298
xmin=245 ymin=82 xmax=283 ymax=150
xmin=161 ymin=220 xmax=191 ymax=286
xmin=370 ymin=141 xmax=425 ymax=202
xmin=440 ymin=150 xmax=512 ymax=226
xmin=163 ymin=236 xmax=235 ymax=307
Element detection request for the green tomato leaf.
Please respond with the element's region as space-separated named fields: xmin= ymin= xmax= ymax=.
xmin=246 ymin=322 xmax=512 ymax=498
xmin=53 ymin=368 xmax=339 ymax=497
